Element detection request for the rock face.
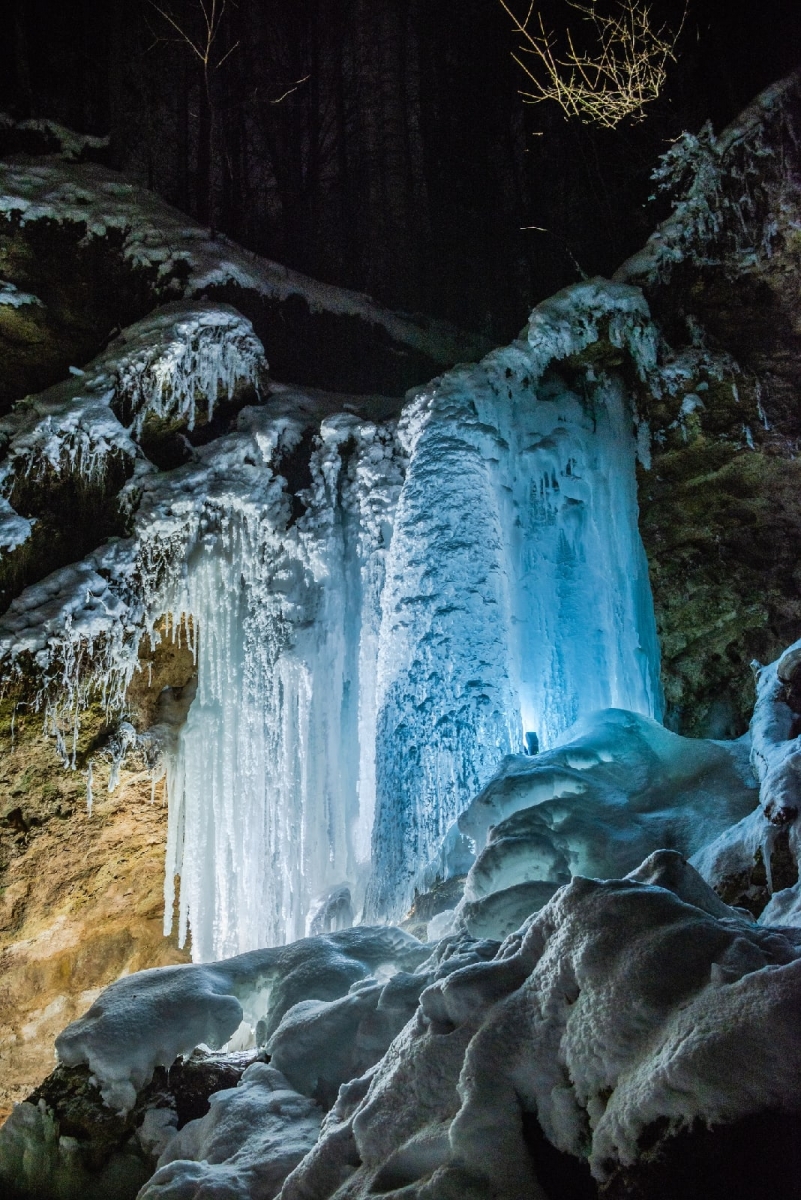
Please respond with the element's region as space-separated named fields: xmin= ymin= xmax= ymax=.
xmin=617 ymin=74 xmax=801 ymax=736
xmin=0 ymin=696 xmax=190 ymax=1122
xmin=0 ymin=134 xmax=489 ymax=409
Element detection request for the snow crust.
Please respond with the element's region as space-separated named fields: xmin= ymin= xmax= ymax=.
xmin=0 ymin=156 xmax=485 ymax=368
xmin=454 ymin=709 xmax=757 ymax=937
xmin=0 ymin=279 xmax=42 ymax=308
xmin=0 ymin=113 xmax=109 ymax=160
xmin=282 ymin=864 xmax=801 ymax=1200
xmin=53 ymin=926 xmax=425 ymax=1113
xmin=140 ymin=1064 xmax=322 ymax=1200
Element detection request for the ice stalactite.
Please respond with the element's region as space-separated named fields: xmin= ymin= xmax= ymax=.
xmin=163 ymin=414 xmax=403 ymax=960
xmin=366 ymin=282 xmax=663 ymax=920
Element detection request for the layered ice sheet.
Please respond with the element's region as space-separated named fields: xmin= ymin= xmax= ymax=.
xmin=0 ymin=280 xmax=663 ymax=952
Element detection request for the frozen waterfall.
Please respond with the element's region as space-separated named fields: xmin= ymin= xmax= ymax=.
xmin=161 ymin=282 xmax=663 ymax=952
xmin=162 ymin=413 xmax=402 ymax=961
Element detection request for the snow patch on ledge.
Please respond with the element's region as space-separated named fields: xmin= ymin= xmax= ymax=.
xmin=0 ymin=279 xmax=42 ymax=308
xmin=0 ymin=301 xmax=264 ymax=491
xmin=53 ymin=926 xmax=425 ymax=1113
xmin=0 ymin=156 xmax=489 ymax=369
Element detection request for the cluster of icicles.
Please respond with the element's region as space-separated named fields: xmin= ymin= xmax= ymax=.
xmin=8 ymin=285 xmax=664 ymax=960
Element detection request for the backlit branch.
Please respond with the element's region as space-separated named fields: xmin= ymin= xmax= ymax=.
xmin=499 ymin=0 xmax=685 ymax=128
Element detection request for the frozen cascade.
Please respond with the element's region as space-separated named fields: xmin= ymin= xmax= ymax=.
xmin=163 ymin=414 xmax=403 ymax=960
xmin=0 ymin=280 xmax=663 ymax=955
xmin=366 ymin=284 xmax=663 ymax=920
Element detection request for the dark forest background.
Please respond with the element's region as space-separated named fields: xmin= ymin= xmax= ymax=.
xmin=1 ymin=0 xmax=799 ymax=339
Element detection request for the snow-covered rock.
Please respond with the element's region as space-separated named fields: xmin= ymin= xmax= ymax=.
xmin=139 ymin=1064 xmax=322 ymax=1200
xmin=282 ymin=865 xmax=801 ymax=1200
xmin=0 ymin=154 xmax=488 ymax=400
xmin=53 ymin=927 xmax=426 ymax=1113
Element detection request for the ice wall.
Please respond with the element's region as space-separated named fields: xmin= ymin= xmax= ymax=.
xmin=0 ymin=281 xmax=663 ymax=955
xmin=366 ymin=283 xmax=663 ymax=919
xmin=161 ymin=412 xmax=402 ymax=960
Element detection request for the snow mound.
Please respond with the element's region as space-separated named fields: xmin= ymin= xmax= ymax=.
xmin=54 ymin=927 xmax=426 ymax=1113
xmin=283 ymin=865 xmax=801 ymax=1199
xmin=452 ymin=709 xmax=757 ymax=937
xmin=691 ymin=637 xmax=801 ymax=917
xmin=140 ymin=1064 xmax=322 ymax=1200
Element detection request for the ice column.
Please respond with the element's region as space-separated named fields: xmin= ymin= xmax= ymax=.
xmin=367 ymin=328 xmax=662 ymax=920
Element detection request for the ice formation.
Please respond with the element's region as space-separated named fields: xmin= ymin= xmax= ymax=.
xmin=615 ymin=75 xmax=797 ymax=287
xmin=453 ymin=709 xmax=758 ymax=939
xmin=367 ymin=280 xmax=663 ymax=919
xmin=279 ymin=863 xmax=801 ymax=1200
xmin=0 ymin=279 xmax=665 ymax=954
xmin=139 ymin=1064 xmax=322 ymax=1200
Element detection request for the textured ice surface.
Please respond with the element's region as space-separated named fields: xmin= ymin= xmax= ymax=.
xmin=0 ymin=278 xmax=663 ymax=951
xmin=283 ymin=864 xmax=801 ymax=1200
xmin=139 ymin=1064 xmax=322 ymax=1200
xmin=54 ymin=926 xmax=426 ymax=1113
xmin=366 ymin=280 xmax=662 ymax=920
xmin=454 ymin=709 xmax=758 ymax=937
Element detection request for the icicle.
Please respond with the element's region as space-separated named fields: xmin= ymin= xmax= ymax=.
xmin=762 ymin=824 xmax=777 ymax=894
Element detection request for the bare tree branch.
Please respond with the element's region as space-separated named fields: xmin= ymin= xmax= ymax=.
xmin=499 ymin=0 xmax=686 ymax=128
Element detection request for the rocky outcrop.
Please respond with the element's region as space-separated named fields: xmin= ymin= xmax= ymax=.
xmin=0 ymin=696 xmax=190 ymax=1122
xmin=617 ymin=74 xmax=801 ymax=735
xmin=0 ymin=131 xmax=489 ymax=410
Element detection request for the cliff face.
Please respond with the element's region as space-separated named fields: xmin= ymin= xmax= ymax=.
xmin=618 ymin=75 xmax=801 ymax=736
xmin=0 ymin=705 xmax=189 ymax=1121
